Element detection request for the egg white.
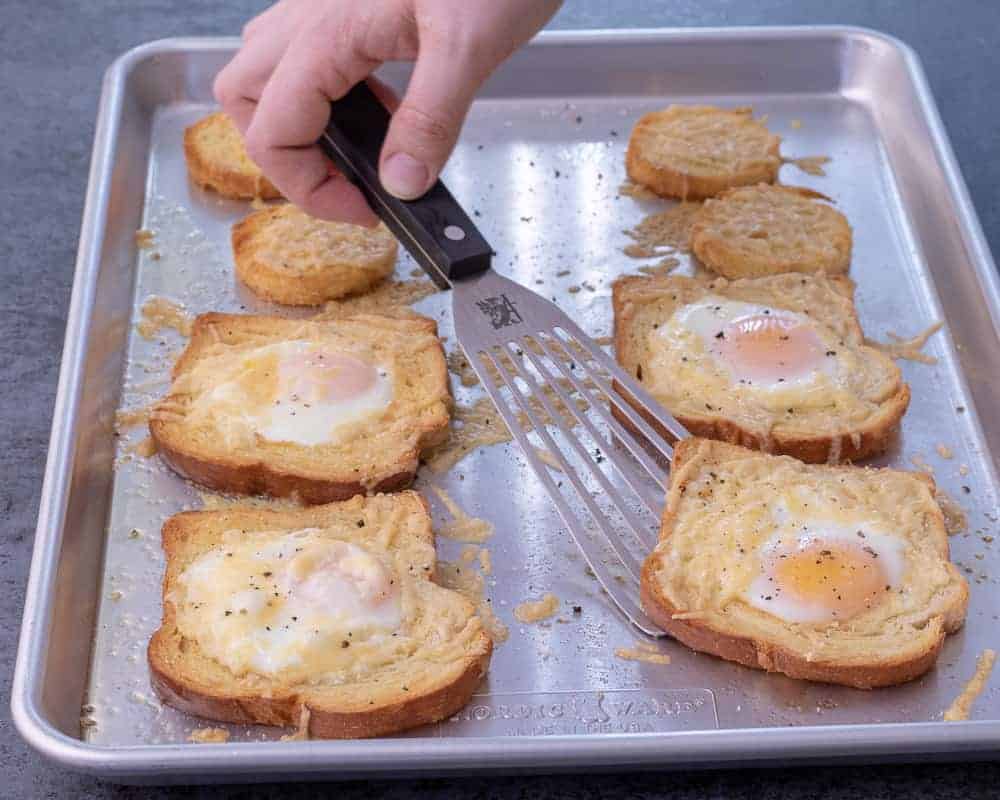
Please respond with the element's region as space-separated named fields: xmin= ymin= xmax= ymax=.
xmin=196 ymin=341 xmax=393 ymax=447
xmin=669 ymin=297 xmax=836 ymax=391
xmin=174 ymin=529 xmax=403 ymax=677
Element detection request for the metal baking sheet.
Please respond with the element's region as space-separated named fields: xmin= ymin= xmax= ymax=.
xmin=12 ymin=28 xmax=1000 ymax=783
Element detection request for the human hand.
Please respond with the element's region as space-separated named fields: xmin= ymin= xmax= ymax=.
xmin=215 ymin=0 xmax=562 ymax=224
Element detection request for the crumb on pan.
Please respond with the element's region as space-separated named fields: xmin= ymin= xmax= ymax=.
xmin=428 ymin=484 xmax=494 ymax=543
xmin=437 ymin=560 xmax=508 ymax=642
xmin=188 ymin=727 xmax=230 ymax=744
xmin=623 ymin=203 xmax=701 ymax=258
xmin=514 ymin=593 xmax=560 ymax=624
xmin=944 ymin=649 xmax=997 ymax=721
xmin=782 ymin=155 xmax=831 ymax=176
xmin=311 ymin=278 xmax=437 ymax=320
xmin=137 ymin=296 xmax=193 ymax=340
xmin=865 ymin=321 xmax=943 ymax=364
xmin=935 ymin=490 xmax=968 ymax=535
xmin=615 ymin=642 xmax=671 ymax=665
xmin=135 ymin=228 xmax=156 ymax=249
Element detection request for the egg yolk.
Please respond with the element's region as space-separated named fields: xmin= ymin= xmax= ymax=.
xmin=713 ymin=313 xmax=825 ymax=384
xmin=282 ymin=350 xmax=379 ymax=405
xmin=288 ymin=539 xmax=398 ymax=611
xmin=761 ymin=538 xmax=890 ymax=621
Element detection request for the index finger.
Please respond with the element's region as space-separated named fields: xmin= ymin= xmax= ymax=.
xmin=245 ymin=18 xmax=378 ymax=223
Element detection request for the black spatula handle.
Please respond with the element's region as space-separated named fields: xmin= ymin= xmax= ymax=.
xmin=319 ymin=81 xmax=493 ymax=289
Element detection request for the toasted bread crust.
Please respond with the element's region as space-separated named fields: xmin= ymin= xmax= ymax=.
xmin=149 ymin=312 xmax=451 ymax=503
xmin=610 ymin=380 xmax=909 ymax=464
xmin=640 ymin=438 xmax=969 ymax=689
xmin=626 ymin=106 xmax=782 ymax=200
xmin=152 ymin=441 xmax=417 ymax=505
xmin=639 ymin=572 xmax=944 ymax=689
xmin=149 ymin=642 xmax=490 ymax=738
xmin=611 ymin=273 xmax=910 ymax=463
xmin=691 ymin=185 xmax=853 ymax=278
xmin=232 ymin=204 xmax=398 ymax=306
xmin=148 ymin=497 xmax=492 ymax=738
xmin=184 ymin=112 xmax=281 ymax=200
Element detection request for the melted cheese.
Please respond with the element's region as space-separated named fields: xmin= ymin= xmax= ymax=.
xmin=648 ymin=444 xmax=965 ymax=657
xmin=642 ymin=287 xmax=899 ymax=444
xmin=172 ymin=529 xmax=406 ymax=682
xmin=178 ymin=340 xmax=393 ymax=449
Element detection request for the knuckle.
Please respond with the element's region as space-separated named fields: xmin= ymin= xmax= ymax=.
xmin=240 ymin=19 xmax=259 ymax=41
xmin=242 ymin=126 xmax=269 ymax=166
xmin=394 ymin=104 xmax=455 ymax=150
xmin=212 ymin=70 xmax=236 ymax=106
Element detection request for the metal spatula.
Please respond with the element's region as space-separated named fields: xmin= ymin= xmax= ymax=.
xmin=320 ymin=82 xmax=688 ymax=636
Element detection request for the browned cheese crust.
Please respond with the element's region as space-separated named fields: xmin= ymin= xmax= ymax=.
xmin=691 ymin=184 xmax=853 ymax=278
xmin=626 ymin=106 xmax=782 ymax=200
xmin=184 ymin=112 xmax=281 ymax=200
xmin=232 ymin=204 xmax=398 ymax=306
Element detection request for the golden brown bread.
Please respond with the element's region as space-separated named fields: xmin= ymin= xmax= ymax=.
xmin=232 ymin=204 xmax=398 ymax=306
xmin=641 ymin=438 xmax=969 ymax=689
xmin=149 ymin=312 xmax=450 ymax=503
xmin=691 ymin=185 xmax=853 ymax=278
xmin=184 ymin=112 xmax=281 ymax=200
xmin=148 ymin=492 xmax=492 ymax=738
xmin=612 ymin=273 xmax=910 ymax=463
xmin=626 ymin=106 xmax=782 ymax=200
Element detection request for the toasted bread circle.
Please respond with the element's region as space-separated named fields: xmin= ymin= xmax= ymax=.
xmin=626 ymin=106 xmax=782 ymax=200
xmin=233 ymin=204 xmax=398 ymax=306
xmin=148 ymin=492 xmax=492 ymax=738
xmin=149 ymin=313 xmax=450 ymax=503
xmin=641 ymin=439 xmax=969 ymax=688
xmin=184 ymin=112 xmax=281 ymax=200
xmin=612 ymin=273 xmax=909 ymax=463
xmin=691 ymin=185 xmax=852 ymax=278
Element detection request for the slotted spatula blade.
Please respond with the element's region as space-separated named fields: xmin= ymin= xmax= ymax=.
xmin=320 ymin=82 xmax=689 ymax=636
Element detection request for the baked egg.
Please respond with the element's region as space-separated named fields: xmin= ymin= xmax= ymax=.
xmin=743 ymin=498 xmax=907 ymax=624
xmin=173 ymin=528 xmax=403 ymax=679
xmin=653 ymin=297 xmax=843 ymax=403
xmin=191 ymin=340 xmax=393 ymax=446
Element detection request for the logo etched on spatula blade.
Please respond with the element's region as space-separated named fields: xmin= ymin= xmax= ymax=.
xmin=476 ymin=294 xmax=523 ymax=329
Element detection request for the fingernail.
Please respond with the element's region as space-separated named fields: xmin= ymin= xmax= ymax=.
xmin=381 ymin=152 xmax=429 ymax=200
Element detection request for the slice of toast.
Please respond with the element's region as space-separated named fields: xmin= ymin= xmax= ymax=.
xmin=184 ymin=112 xmax=281 ymax=200
xmin=641 ymin=438 xmax=968 ymax=689
xmin=626 ymin=106 xmax=782 ymax=200
xmin=691 ymin=185 xmax=853 ymax=278
xmin=612 ymin=273 xmax=909 ymax=463
xmin=148 ymin=492 xmax=493 ymax=738
xmin=232 ymin=204 xmax=398 ymax=306
xmin=149 ymin=312 xmax=450 ymax=503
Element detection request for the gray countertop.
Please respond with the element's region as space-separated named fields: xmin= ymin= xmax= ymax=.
xmin=2 ymin=0 xmax=998 ymax=796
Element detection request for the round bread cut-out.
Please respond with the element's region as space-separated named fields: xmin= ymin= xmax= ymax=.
xmin=233 ymin=204 xmax=398 ymax=306
xmin=184 ymin=112 xmax=281 ymax=200
xmin=626 ymin=105 xmax=782 ymax=200
xmin=691 ymin=184 xmax=852 ymax=278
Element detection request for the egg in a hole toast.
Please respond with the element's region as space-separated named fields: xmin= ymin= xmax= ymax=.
xmin=148 ymin=491 xmax=493 ymax=737
xmin=641 ymin=438 xmax=968 ymax=688
xmin=612 ymin=273 xmax=909 ymax=463
xmin=149 ymin=312 xmax=450 ymax=503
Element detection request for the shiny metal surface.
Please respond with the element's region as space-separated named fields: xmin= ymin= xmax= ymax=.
xmin=451 ymin=267 xmax=684 ymax=635
xmin=11 ymin=28 xmax=1000 ymax=782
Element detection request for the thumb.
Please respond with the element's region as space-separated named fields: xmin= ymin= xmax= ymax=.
xmin=378 ymin=47 xmax=487 ymax=200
